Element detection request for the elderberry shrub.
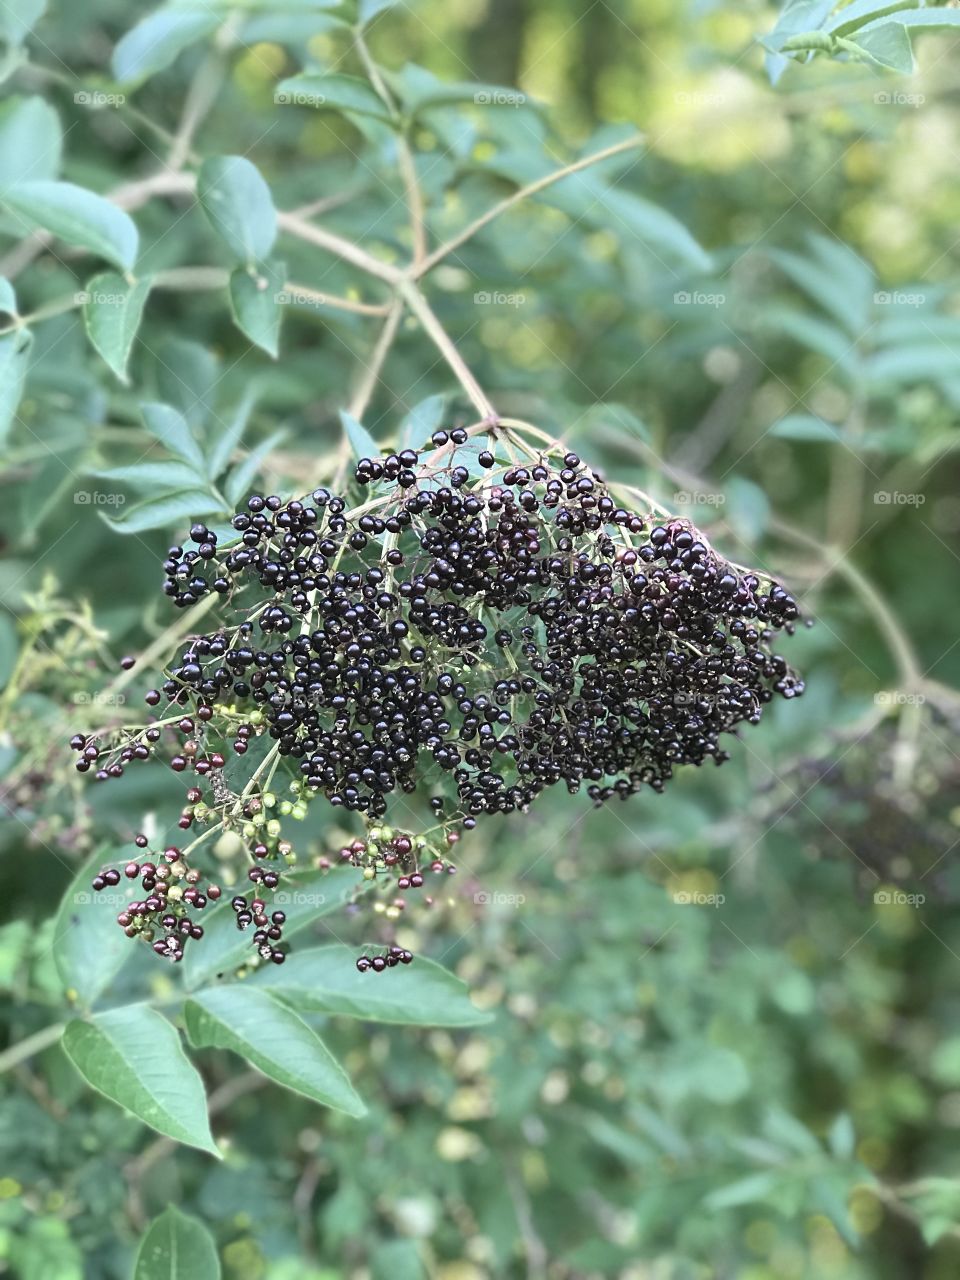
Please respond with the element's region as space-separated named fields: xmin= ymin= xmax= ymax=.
xmin=73 ymin=429 xmax=803 ymax=975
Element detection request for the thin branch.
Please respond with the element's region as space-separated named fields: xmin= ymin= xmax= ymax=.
xmin=397 ymin=279 xmax=496 ymax=418
xmin=277 ymin=210 xmax=403 ymax=284
xmin=413 ymin=134 xmax=645 ymax=278
xmin=0 ymin=1021 xmax=64 ymax=1074
xmin=354 ymin=29 xmax=427 ymax=267
xmin=348 ymin=298 xmax=404 ymax=420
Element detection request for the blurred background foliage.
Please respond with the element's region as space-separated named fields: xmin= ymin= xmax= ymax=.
xmin=2 ymin=0 xmax=960 ymax=1277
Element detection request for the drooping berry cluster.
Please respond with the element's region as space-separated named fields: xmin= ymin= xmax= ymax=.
xmin=75 ymin=423 xmax=804 ymax=976
xmin=91 ymin=835 xmax=223 ymax=963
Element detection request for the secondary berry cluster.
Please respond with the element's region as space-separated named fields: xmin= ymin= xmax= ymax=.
xmin=75 ymin=423 xmax=804 ymax=975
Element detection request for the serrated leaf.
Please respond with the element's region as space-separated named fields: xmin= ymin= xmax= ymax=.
xmin=197 ymin=156 xmax=277 ymax=265
xmin=134 ymin=1206 xmax=221 ymax=1280
xmin=52 ymin=850 xmax=138 ymax=1008
xmin=82 ymin=272 xmax=152 ymax=382
xmin=103 ymin=489 xmax=226 ymax=535
xmin=275 ymin=73 xmax=393 ymax=124
xmin=250 ymin=943 xmax=492 ymax=1026
xmin=1 ymin=181 xmax=138 ymax=270
xmin=0 ymin=328 xmax=31 ymax=446
xmin=341 ymin=408 xmax=380 ymax=462
xmin=113 ymin=9 xmax=221 ymax=84
xmin=183 ymin=865 xmax=360 ymax=990
xmin=141 ymin=402 xmax=207 ymax=472
xmin=0 ymin=95 xmax=61 ymax=185
xmin=223 ymin=428 xmax=286 ymax=507
xmin=228 ymin=259 xmax=284 ymax=357
xmin=62 ymin=1005 xmax=218 ymax=1155
xmin=399 ymin=394 xmax=447 ymax=448
xmin=185 ymin=986 xmax=366 ymax=1116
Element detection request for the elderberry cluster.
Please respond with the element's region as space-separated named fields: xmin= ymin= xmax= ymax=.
xmin=75 ymin=423 xmax=804 ymax=976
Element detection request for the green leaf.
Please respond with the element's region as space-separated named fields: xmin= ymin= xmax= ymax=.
xmin=861 ymin=9 xmax=960 ymax=32
xmin=141 ymin=402 xmax=207 ymax=472
xmin=0 ymin=95 xmax=61 ymax=185
xmin=826 ymin=0 xmax=917 ymax=36
xmin=399 ymin=394 xmax=447 ymax=448
xmin=183 ymin=865 xmax=359 ymax=990
xmin=224 ymin=428 xmax=286 ymax=507
xmin=1 ymin=181 xmax=138 ymax=271
xmin=865 ymin=344 xmax=960 ymax=384
xmin=185 ymin=986 xmax=366 ymax=1116
xmin=134 ymin=1206 xmax=221 ymax=1280
xmin=341 ymin=408 xmax=380 ymax=461
xmin=82 ymin=272 xmax=152 ymax=382
xmin=90 ymin=460 xmax=207 ymax=493
xmin=829 ymin=1113 xmax=856 ymax=1159
xmin=0 ymin=0 xmax=46 ymax=47
xmin=769 ymin=237 xmax=874 ymax=336
xmin=0 ymin=276 xmax=15 ymax=315
xmin=275 ymin=74 xmax=393 ymax=124
xmin=62 ymin=1005 xmax=218 ymax=1155
xmin=197 ymin=156 xmax=277 ymax=265
xmin=359 ymin=0 xmax=400 ymax=26
xmin=207 ymin=387 xmax=259 ymax=479
xmin=228 ymin=259 xmax=284 ymax=358
xmin=52 ymin=850 xmax=137 ymax=1008
xmin=113 ymin=9 xmax=221 ymax=84
xmin=0 ymin=328 xmax=31 ymax=446
xmin=725 ymin=476 xmax=770 ymax=543
xmin=103 ymin=489 xmax=226 ymax=535
xmin=250 ymin=943 xmax=492 ymax=1027
xmin=844 ymin=22 xmax=915 ymax=71
xmin=371 ymin=1241 xmax=426 ymax=1280
xmin=155 ymin=338 xmax=220 ymax=429
xmin=704 ymin=1171 xmax=779 ymax=1211
xmin=770 ymin=413 xmax=843 ymax=442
